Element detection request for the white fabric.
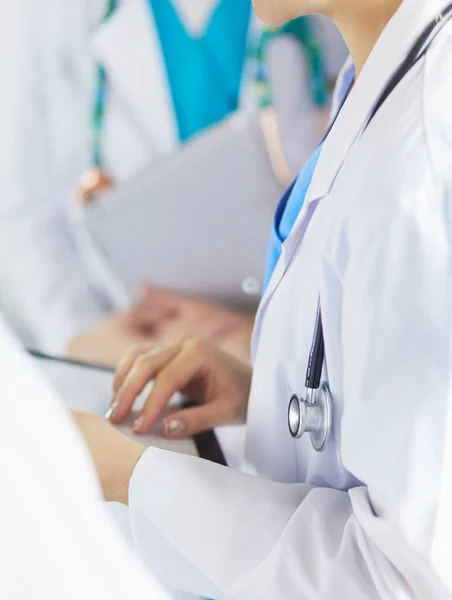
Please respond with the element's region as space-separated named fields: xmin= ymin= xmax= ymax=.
xmin=0 ymin=315 xmax=170 ymax=599
xmin=0 ymin=0 xmax=109 ymax=351
xmin=124 ymin=1 xmax=452 ymax=598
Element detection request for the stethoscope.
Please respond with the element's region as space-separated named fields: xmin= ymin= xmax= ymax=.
xmin=288 ymin=3 xmax=452 ymax=451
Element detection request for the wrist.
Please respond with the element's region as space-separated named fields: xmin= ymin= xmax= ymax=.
xmin=106 ymin=442 xmax=146 ymax=505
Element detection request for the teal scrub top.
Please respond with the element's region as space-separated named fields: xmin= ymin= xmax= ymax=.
xmin=148 ymin=0 xmax=251 ymax=142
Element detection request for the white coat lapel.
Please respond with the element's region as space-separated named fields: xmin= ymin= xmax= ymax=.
xmin=251 ymin=193 xmax=323 ymax=355
xmin=308 ymin=0 xmax=450 ymax=202
xmin=253 ymin=0 xmax=451 ymax=354
xmin=90 ymin=0 xmax=179 ymax=155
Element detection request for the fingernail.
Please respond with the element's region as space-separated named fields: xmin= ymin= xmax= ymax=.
xmin=105 ymin=401 xmax=119 ymax=420
xmin=133 ymin=416 xmax=145 ymax=433
xmin=164 ymin=419 xmax=185 ymax=436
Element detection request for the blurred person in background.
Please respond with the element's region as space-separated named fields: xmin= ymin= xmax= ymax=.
xmin=0 ymin=0 xmax=346 ymax=366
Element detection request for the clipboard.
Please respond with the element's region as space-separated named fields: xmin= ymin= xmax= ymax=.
xmin=28 ymin=349 xmax=226 ymax=465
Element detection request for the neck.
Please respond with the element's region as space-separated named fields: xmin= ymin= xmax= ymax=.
xmin=326 ymin=0 xmax=403 ymax=77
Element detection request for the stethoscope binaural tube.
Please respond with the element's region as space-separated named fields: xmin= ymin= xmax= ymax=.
xmin=288 ymin=304 xmax=332 ymax=451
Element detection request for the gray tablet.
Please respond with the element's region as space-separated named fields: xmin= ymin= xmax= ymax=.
xmin=76 ymin=112 xmax=281 ymax=311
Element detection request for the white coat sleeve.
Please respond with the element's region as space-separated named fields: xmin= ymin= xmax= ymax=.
xmin=0 ymin=0 xmax=109 ymax=352
xmin=125 ymin=106 xmax=452 ymax=600
xmin=0 ymin=316 xmax=171 ymax=600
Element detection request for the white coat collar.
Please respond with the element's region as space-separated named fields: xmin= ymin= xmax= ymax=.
xmin=308 ymin=0 xmax=450 ymax=202
xmin=252 ymin=0 xmax=451 ymax=355
xmin=90 ymin=0 xmax=179 ymax=155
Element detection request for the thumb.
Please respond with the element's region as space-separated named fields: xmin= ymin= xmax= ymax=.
xmin=162 ymin=403 xmax=226 ymax=438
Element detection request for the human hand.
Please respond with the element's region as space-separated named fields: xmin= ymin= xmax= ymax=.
xmin=108 ymin=337 xmax=252 ymax=437
xmin=72 ymin=410 xmax=146 ymax=505
xmin=67 ymin=287 xmax=255 ymax=367
xmin=135 ymin=285 xmax=253 ymax=352
xmin=66 ymin=311 xmax=157 ymax=367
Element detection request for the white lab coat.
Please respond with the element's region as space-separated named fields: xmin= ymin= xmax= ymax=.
xmin=0 ymin=0 xmax=341 ymax=353
xmin=0 ymin=315 xmax=171 ymax=599
xmin=122 ymin=1 xmax=452 ymax=598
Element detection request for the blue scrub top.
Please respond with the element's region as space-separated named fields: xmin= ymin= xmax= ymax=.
xmin=149 ymin=0 xmax=251 ymax=142
xmin=262 ymin=63 xmax=356 ymax=291
xmin=263 ymin=146 xmax=323 ymax=289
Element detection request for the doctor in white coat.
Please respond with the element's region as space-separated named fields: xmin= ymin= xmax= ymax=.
xmin=72 ymin=0 xmax=452 ymax=597
xmin=0 ymin=0 xmax=342 ymax=366
xmin=70 ymin=0 xmax=452 ymax=596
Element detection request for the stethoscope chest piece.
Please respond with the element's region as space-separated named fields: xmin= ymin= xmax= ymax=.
xmin=288 ymin=383 xmax=332 ymax=452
